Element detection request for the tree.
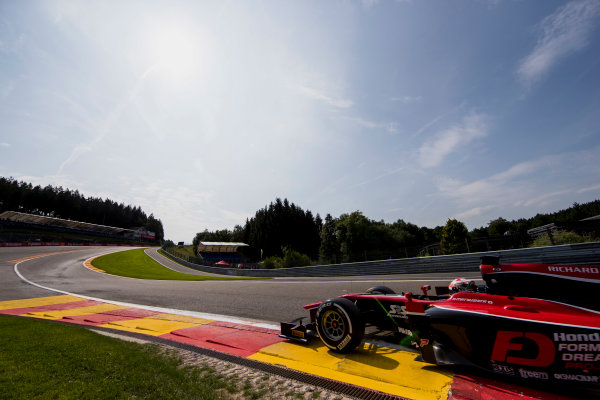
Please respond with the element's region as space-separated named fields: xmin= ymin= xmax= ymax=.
xmin=488 ymin=217 xmax=512 ymax=237
xmin=244 ymin=198 xmax=321 ymax=259
xmin=144 ymin=214 xmax=164 ymax=241
xmin=0 ymin=176 xmax=163 ymax=239
xmin=231 ymin=225 xmax=245 ymax=242
xmin=319 ymin=214 xmax=339 ymax=264
xmin=336 ymin=211 xmax=371 ymax=262
xmin=317 ymin=213 xmax=442 ymax=263
xmin=188 ymin=195 xmax=600 ymax=263
xmin=440 ymin=219 xmax=469 ymax=255
xmin=282 ymin=246 xmax=312 ymax=268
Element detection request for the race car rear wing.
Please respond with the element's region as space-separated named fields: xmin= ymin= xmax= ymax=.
xmin=480 ymin=256 xmax=600 ymax=311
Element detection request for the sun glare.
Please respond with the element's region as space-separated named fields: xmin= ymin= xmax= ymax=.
xmin=147 ymin=22 xmax=206 ymax=84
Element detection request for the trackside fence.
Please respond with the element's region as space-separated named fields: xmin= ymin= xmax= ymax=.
xmin=161 ymin=241 xmax=600 ymax=277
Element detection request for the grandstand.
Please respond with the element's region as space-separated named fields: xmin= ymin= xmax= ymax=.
xmin=0 ymin=210 xmax=156 ymax=243
xmin=527 ymin=216 xmax=600 ymax=240
xmin=197 ymin=241 xmax=249 ymax=264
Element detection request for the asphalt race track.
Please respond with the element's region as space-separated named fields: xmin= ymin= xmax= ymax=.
xmin=0 ymin=246 xmax=482 ymax=324
xmin=4 ymin=246 xmax=597 ymax=400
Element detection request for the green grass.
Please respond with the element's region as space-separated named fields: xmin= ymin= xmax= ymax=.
xmin=529 ymin=231 xmax=599 ymax=248
xmin=168 ymin=245 xmax=198 ymax=258
xmin=91 ymin=248 xmax=244 ymax=281
xmin=0 ymin=315 xmax=236 ymax=399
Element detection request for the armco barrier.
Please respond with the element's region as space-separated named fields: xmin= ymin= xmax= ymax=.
xmin=162 ymin=241 xmax=600 ymax=277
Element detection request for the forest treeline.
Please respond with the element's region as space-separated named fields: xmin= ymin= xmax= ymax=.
xmin=0 ymin=177 xmax=164 ymax=240
xmin=193 ymin=198 xmax=321 ymax=261
xmin=192 ymin=198 xmax=600 ymax=264
xmin=4 ymin=175 xmax=595 ymax=262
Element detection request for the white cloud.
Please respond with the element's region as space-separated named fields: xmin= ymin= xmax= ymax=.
xmin=578 ymin=184 xmax=600 ymax=194
xmin=112 ymin=177 xmax=218 ymax=241
xmin=435 ymin=148 xmax=600 ymax=228
xmin=13 ymin=174 xmax=84 ymax=194
xmin=356 ymin=166 xmax=406 ymax=187
xmin=413 ymin=112 xmax=448 ymax=138
xmin=517 ymin=0 xmax=600 ymax=87
xmin=292 ymin=84 xmax=353 ymax=109
xmin=392 ymin=95 xmax=423 ymax=104
xmin=361 ymin=0 xmax=380 ymax=8
xmin=439 ymin=155 xmax=560 ymax=206
xmin=0 ymin=34 xmax=26 ymax=53
xmin=455 ymin=205 xmax=496 ymax=220
xmin=418 ymin=112 xmax=489 ymax=168
xmin=57 ymin=64 xmax=156 ymax=174
xmin=346 ymin=117 xmax=398 ymax=134
xmin=0 ymin=142 xmax=10 ymax=148
xmin=57 ymin=144 xmax=93 ymax=174
xmin=520 ymin=189 xmax=572 ymax=208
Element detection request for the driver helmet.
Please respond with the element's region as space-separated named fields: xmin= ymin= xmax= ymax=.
xmin=449 ymin=278 xmax=476 ymax=293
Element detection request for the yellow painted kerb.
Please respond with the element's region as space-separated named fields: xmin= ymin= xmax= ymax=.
xmin=24 ymin=303 xmax=128 ymax=320
xmin=99 ymin=315 xmax=201 ymax=336
xmin=249 ymin=341 xmax=453 ymax=400
xmin=84 ymin=257 xmax=105 ymax=273
xmin=0 ymin=295 xmax=85 ymax=310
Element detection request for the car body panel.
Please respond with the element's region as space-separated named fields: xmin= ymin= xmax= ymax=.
xmin=281 ymin=257 xmax=600 ymax=385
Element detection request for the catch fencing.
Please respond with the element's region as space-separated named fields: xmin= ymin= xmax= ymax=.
xmin=161 ymin=241 xmax=600 ymax=278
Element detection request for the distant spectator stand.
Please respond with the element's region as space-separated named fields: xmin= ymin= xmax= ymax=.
xmin=0 ymin=210 xmax=156 ymax=243
xmin=197 ymin=241 xmax=249 ymax=265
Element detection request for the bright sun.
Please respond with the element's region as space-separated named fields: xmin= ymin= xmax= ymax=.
xmin=148 ymin=23 xmax=204 ymax=84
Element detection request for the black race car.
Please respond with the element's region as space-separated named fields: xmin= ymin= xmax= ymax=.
xmin=280 ymin=256 xmax=600 ymax=385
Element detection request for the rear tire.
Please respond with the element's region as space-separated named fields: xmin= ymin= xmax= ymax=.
xmin=315 ymin=298 xmax=364 ymax=353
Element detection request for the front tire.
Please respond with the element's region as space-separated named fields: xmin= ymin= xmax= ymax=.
xmin=315 ymin=297 xmax=364 ymax=353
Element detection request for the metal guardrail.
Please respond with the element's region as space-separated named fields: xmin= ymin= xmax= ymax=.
xmin=161 ymin=242 xmax=600 ymax=278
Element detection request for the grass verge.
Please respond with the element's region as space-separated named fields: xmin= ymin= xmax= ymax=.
xmin=91 ymin=248 xmax=244 ymax=281
xmin=165 ymin=245 xmax=198 ymax=259
xmin=0 ymin=315 xmax=237 ymax=399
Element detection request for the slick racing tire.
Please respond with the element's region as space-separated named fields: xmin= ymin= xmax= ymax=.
xmin=366 ymin=286 xmax=395 ymax=295
xmin=315 ymin=297 xmax=364 ymax=353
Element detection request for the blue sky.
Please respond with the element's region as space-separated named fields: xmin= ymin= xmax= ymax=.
xmin=1 ymin=0 xmax=600 ymax=242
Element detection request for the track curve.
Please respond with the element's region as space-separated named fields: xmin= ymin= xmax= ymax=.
xmin=2 ymin=246 xmax=481 ymax=323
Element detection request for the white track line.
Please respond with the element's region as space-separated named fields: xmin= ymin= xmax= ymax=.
xmin=13 ymin=257 xmax=279 ymax=330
